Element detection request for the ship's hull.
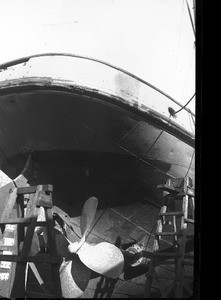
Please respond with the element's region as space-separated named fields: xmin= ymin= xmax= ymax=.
xmin=0 ymin=54 xmax=195 ymax=205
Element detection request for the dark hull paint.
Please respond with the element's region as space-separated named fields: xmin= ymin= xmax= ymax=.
xmin=0 ymin=54 xmax=195 ymax=205
xmin=0 ymin=89 xmax=194 ymax=205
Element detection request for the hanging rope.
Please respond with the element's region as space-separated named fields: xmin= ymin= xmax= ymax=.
xmin=186 ymin=0 xmax=196 ymax=38
xmin=172 ymin=0 xmax=185 ymax=95
xmin=185 ymin=150 xmax=195 ymax=177
xmin=170 ymin=93 xmax=195 ymax=115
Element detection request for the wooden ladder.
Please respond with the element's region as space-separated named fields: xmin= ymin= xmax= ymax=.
xmin=144 ymin=177 xmax=195 ymax=298
xmin=0 ymin=184 xmax=62 ymax=298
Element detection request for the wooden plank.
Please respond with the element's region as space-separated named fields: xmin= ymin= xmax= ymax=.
xmin=156 ymin=260 xmax=178 ymax=265
xmin=0 ymin=219 xmax=47 ymax=226
xmin=183 ymin=261 xmax=194 ymax=266
xmin=146 ymin=274 xmax=177 ymax=280
xmin=189 ymin=197 xmax=195 ymax=221
xmin=0 ymin=218 xmax=31 ymax=225
xmin=16 ymin=194 xmax=25 ymax=248
xmin=157 ymin=185 xmax=194 ymax=197
xmin=28 ymin=262 xmax=54 ymax=295
xmin=144 ymin=257 xmax=155 ymax=297
xmin=0 ymin=176 xmax=29 ymax=299
xmin=17 ymin=185 xmax=53 ymax=195
xmin=159 ymin=211 xmax=184 ymax=217
xmin=0 ymin=217 xmax=18 ymax=299
xmin=0 ymin=254 xmax=61 ymax=264
xmin=157 ymin=184 xmax=180 ymax=193
xmin=10 ymin=187 xmax=42 ymax=298
xmin=44 ymin=194 xmax=62 ymax=297
xmin=0 ymin=188 xmax=18 ymax=234
xmin=25 ymin=291 xmax=55 ymax=298
xmin=52 ymin=206 xmax=78 ymax=234
xmin=36 ymin=193 xmax=53 ymax=208
xmin=177 ymin=189 xmax=194 ymax=197
xmin=155 ymin=231 xmax=182 ymax=236
xmin=20 ymin=192 xmax=40 ymax=256
xmin=153 ymin=252 xmax=181 ymax=257
xmin=184 ymin=218 xmax=194 ymax=224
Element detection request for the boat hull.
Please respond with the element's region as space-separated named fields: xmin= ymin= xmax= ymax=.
xmin=0 ymin=54 xmax=195 ymax=205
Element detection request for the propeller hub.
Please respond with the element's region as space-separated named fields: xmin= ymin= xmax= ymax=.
xmin=78 ymin=242 xmax=124 ymax=279
xmin=68 ymin=242 xmax=81 ymax=254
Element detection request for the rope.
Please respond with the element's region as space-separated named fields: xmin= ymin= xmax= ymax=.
xmin=172 ymin=93 xmax=195 ymax=115
xmin=62 ymin=111 xmax=176 ymax=179
xmin=185 ymin=150 xmax=195 ymax=177
xmin=172 ymin=0 xmax=185 ymax=95
xmin=106 ymin=116 xmax=172 ymax=181
xmin=186 ymin=0 xmax=196 ymax=38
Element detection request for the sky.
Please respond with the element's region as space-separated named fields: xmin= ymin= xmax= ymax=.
xmin=0 ymin=0 xmax=195 ymax=111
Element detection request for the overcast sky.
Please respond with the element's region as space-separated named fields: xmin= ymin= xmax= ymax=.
xmin=0 ymin=0 xmax=195 ymax=110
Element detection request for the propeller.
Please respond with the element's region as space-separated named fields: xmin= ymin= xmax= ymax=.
xmin=53 ymin=196 xmax=124 ymax=297
xmin=68 ymin=197 xmax=124 ymax=279
xmin=77 ymin=241 xmax=124 ymax=279
xmin=54 ymin=227 xmax=91 ymax=298
xmin=54 ymin=196 xmax=99 ymax=298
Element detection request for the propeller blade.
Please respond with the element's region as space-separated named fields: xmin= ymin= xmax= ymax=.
xmin=80 ymin=197 xmax=98 ymax=240
xmin=59 ymin=257 xmax=91 ymax=298
xmin=78 ymin=242 xmax=124 ymax=279
xmin=54 ymin=229 xmax=91 ymax=298
xmin=67 ymin=197 xmax=98 ymax=254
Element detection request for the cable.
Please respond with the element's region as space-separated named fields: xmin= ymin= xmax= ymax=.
xmin=172 ymin=0 xmax=185 ymax=95
xmin=62 ymin=111 xmax=176 ymax=179
xmin=142 ymin=116 xmax=172 ymax=157
xmin=181 ymin=43 xmax=195 ymax=101
xmin=102 ymin=115 xmax=173 ymax=188
xmin=185 ymin=150 xmax=195 ymax=177
xmin=108 ymin=124 xmax=168 ymax=180
xmin=173 ymin=93 xmax=195 ymax=115
xmin=191 ymin=112 xmax=195 ymax=126
xmin=20 ymin=154 xmax=32 ymax=176
xmin=186 ymin=0 xmax=196 ymax=38
xmin=86 ymin=207 xmax=108 ymax=241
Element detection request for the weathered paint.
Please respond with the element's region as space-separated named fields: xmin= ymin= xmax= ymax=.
xmin=0 ymin=54 xmax=195 ymax=204
xmin=0 ymin=54 xmax=195 ymax=138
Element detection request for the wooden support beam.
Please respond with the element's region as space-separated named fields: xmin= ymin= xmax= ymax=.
xmin=44 ymin=193 xmax=62 ymax=297
xmin=0 ymin=217 xmax=31 ymax=225
xmin=159 ymin=211 xmax=184 ymax=217
xmin=155 ymin=231 xmax=182 ymax=236
xmin=36 ymin=193 xmax=53 ymax=208
xmin=25 ymin=291 xmax=55 ymax=298
xmin=0 ymin=254 xmax=61 ymax=264
xmin=17 ymin=185 xmax=53 ymax=195
xmin=10 ymin=187 xmax=42 ymax=298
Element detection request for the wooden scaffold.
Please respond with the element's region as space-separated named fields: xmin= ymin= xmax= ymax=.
xmin=144 ymin=177 xmax=195 ymax=298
